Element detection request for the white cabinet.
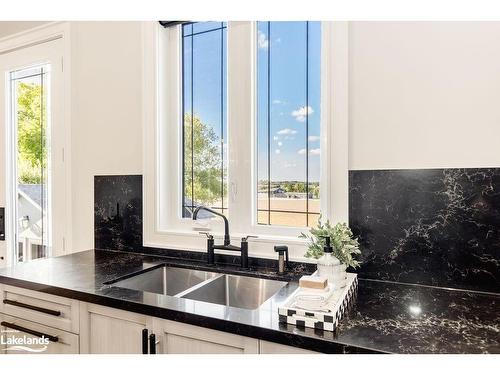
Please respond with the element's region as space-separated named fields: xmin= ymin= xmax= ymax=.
xmin=152 ymin=318 xmax=259 ymax=354
xmin=0 ymin=313 xmax=79 ymax=354
xmin=79 ymin=302 xmax=153 ymax=354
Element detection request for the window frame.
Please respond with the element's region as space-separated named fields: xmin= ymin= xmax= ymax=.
xmin=142 ymin=21 xmax=348 ymax=259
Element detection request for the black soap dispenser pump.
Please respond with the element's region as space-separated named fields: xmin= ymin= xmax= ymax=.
xmin=322 ymin=236 xmax=333 ymax=254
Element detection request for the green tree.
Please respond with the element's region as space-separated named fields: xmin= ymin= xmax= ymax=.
xmin=311 ymin=183 xmax=320 ymax=199
xmin=184 ymin=114 xmax=226 ymax=207
xmin=16 ymin=82 xmax=46 ymax=184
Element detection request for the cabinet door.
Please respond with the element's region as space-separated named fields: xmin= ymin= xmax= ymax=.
xmin=0 ymin=250 xmax=5 ymax=268
xmin=79 ymin=303 xmax=153 ymax=354
xmin=153 ymin=318 xmax=259 ymax=354
xmin=0 ymin=313 xmax=79 ymax=354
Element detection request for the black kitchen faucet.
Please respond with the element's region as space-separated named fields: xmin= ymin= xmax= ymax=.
xmin=193 ymin=206 xmax=255 ymax=269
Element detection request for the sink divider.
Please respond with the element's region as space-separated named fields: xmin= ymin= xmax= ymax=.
xmin=173 ymin=274 xmax=225 ymax=298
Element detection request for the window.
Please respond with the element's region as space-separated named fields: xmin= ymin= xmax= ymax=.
xmin=181 ymin=22 xmax=228 ymax=218
xmin=256 ymin=21 xmax=321 ymax=227
xmin=179 ymin=21 xmax=320 ymax=227
xmin=145 ymin=21 xmax=347 ymax=250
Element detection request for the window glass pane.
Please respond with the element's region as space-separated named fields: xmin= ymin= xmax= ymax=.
xmin=182 ymin=23 xmax=193 ymax=35
xmin=192 ymin=22 xmax=225 ymax=35
xmin=10 ymin=64 xmax=51 ymax=262
xmin=182 ymin=22 xmax=227 ymax=218
xmin=257 ymin=21 xmax=321 ymax=227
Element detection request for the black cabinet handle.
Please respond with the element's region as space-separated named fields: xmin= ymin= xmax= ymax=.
xmin=149 ymin=333 xmax=156 ymax=354
xmin=3 ymin=299 xmax=61 ymax=316
xmin=142 ymin=329 xmax=148 ymax=354
xmin=0 ymin=207 xmax=5 ymax=241
xmin=1 ymin=321 xmax=59 ymax=342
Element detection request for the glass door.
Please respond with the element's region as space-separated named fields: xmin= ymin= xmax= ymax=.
xmin=0 ymin=37 xmax=65 ymax=265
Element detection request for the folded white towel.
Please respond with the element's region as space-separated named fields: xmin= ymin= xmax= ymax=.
xmin=292 ymin=287 xmax=335 ymax=311
xmin=295 ymin=286 xmax=331 ymax=295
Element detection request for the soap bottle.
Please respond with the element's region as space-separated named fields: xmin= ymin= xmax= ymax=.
xmin=317 ymin=236 xmax=341 ymax=289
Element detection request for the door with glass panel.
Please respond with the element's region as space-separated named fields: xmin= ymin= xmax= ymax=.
xmin=0 ymin=39 xmax=65 ymax=265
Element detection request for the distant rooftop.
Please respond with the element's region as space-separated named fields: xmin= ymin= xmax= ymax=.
xmin=18 ymin=184 xmax=45 ymax=208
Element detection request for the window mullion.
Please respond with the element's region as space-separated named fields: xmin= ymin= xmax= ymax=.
xmin=226 ymin=21 xmax=254 ymax=235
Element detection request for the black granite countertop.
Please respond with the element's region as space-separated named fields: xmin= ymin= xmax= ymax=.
xmin=0 ymin=249 xmax=498 ymax=354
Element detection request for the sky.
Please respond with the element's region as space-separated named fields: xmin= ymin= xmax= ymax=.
xmin=183 ymin=21 xmax=321 ymax=183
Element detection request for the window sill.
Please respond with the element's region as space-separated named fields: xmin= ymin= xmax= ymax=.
xmin=143 ymin=228 xmax=316 ymax=263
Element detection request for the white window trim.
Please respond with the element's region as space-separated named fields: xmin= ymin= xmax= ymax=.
xmin=142 ymin=21 xmax=348 ymax=261
xmin=0 ymin=22 xmax=72 ymax=265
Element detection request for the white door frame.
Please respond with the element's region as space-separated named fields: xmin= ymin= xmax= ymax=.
xmin=0 ymin=22 xmax=71 ymax=265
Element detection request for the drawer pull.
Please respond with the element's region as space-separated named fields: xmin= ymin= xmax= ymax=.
xmin=1 ymin=321 xmax=59 ymax=342
xmin=149 ymin=333 xmax=156 ymax=354
xmin=142 ymin=329 xmax=148 ymax=354
xmin=3 ymin=299 xmax=62 ymax=316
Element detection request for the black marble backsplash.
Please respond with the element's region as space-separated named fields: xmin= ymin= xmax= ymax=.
xmin=95 ymin=175 xmax=142 ymax=251
xmin=349 ymin=168 xmax=500 ymax=293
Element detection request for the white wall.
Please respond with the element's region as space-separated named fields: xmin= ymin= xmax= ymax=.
xmin=349 ymin=21 xmax=500 ymax=170
xmin=70 ymin=22 xmax=143 ymax=251
xmin=0 ymin=22 xmax=49 ymax=38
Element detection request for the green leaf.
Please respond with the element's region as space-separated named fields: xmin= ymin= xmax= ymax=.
xmin=299 ymin=218 xmax=362 ymax=268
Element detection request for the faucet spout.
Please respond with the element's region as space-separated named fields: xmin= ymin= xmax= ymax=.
xmin=192 ymin=206 xmax=230 ymax=246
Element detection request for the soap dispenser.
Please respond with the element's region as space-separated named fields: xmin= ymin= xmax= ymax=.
xmin=317 ymin=236 xmax=342 ymax=289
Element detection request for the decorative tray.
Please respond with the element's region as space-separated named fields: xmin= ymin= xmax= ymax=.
xmin=278 ymin=272 xmax=358 ymax=331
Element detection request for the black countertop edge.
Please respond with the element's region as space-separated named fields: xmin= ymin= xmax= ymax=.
xmin=0 ymin=275 xmax=382 ymax=354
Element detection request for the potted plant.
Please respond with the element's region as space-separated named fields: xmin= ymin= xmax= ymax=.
xmin=299 ymin=216 xmax=361 ymax=271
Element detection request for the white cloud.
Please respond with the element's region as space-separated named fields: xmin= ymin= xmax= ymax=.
xmin=277 ymin=128 xmax=297 ymax=135
xmin=257 ymin=30 xmax=269 ymax=49
xmin=284 ymin=162 xmax=296 ymax=168
xmin=308 ymin=135 xmax=320 ymax=142
xmin=275 ymin=149 xmax=281 ymax=154
xmin=291 ymin=106 xmax=314 ymax=122
xmin=277 ymin=141 xmax=283 ymax=146
xmin=298 ymin=148 xmax=320 ymax=155
xmin=273 ymin=136 xmax=279 ymax=141
xmin=310 ymin=148 xmax=321 ymax=155
xmin=272 ymin=99 xmax=282 ymax=104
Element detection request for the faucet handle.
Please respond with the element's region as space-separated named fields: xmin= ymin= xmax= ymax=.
xmin=199 ymin=231 xmax=213 ymax=239
xmin=241 ymin=235 xmax=258 ymax=242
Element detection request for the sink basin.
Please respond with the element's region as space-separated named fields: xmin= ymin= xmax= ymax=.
xmin=180 ymin=274 xmax=287 ymax=310
xmin=109 ymin=266 xmax=220 ymax=296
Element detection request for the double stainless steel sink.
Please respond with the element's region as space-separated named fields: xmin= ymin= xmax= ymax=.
xmin=109 ymin=265 xmax=287 ymax=310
